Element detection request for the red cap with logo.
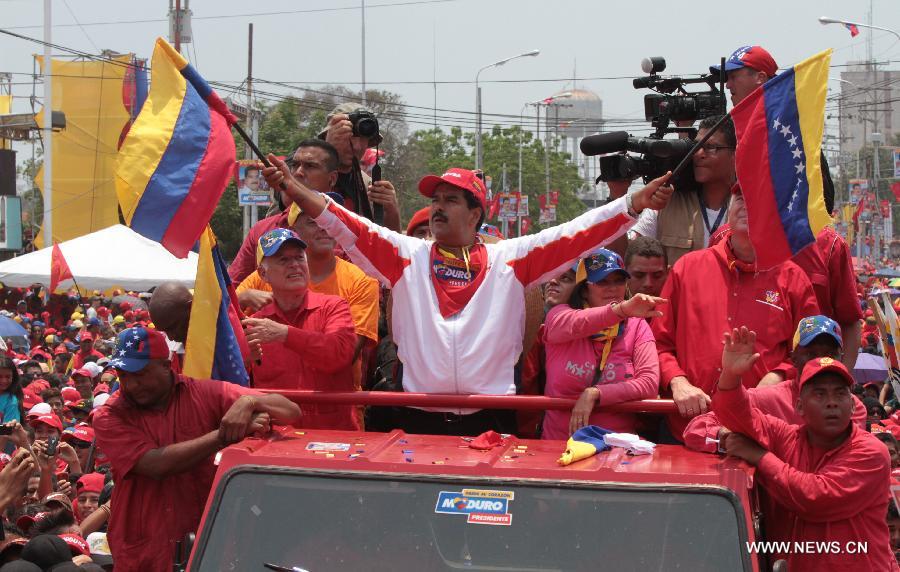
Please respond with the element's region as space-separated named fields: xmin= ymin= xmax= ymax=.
xmin=798 ymin=356 xmax=855 ymax=390
xmin=418 ymin=168 xmax=488 ymax=211
xmin=58 ymin=533 xmax=90 ymax=556
xmin=28 ymin=414 xmax=63 ymax=432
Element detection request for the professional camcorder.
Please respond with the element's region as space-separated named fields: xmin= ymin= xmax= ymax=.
xmin=581 ymin=56 xmax=726 ymax=184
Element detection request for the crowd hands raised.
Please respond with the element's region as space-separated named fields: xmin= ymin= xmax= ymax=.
xmin=0 ymin=46 xmax=898 ymax=570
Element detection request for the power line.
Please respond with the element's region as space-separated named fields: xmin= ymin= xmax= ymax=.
xmin=2 ymin=0 xmax=462 ymax=30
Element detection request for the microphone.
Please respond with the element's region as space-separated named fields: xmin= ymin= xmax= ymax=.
xmin=580 ymin=132 xmax=629 ymax=156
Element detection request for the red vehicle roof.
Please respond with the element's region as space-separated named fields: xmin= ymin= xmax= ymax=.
xmin=216 ymin=426 xmax=755 ymax=491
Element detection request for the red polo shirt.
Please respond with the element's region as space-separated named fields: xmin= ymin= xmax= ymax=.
xmin=228 ymin=210 xmax=290 ymax=284
xmin=651 ymin=239 xmax=819 ymax=440
xmin=791 ymin=227 xmax=862 ymax=327
xmin=92 ymin=375 xmax=258 ymax=572
xmin=714 ymin=385 xmax=898 ymax=572
xmin=251 ymin=291 xmax=358 ymax=430
xmin=72 ymin=348 xmax=105 ymax=370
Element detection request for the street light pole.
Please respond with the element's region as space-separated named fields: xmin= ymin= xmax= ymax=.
xmin=474 ymin=49 xmax=540 ymax=172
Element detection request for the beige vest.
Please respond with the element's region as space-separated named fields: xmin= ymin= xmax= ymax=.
xmin=657 ymin=190 xmax=706 ymax=265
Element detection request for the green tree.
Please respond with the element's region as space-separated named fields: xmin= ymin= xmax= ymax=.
xmin=398 ymin=125 xmax=587 ymax=233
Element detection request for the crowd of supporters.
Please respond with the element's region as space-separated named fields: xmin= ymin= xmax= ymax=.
xmin=0 ymin=44 xmax=898 ymax=571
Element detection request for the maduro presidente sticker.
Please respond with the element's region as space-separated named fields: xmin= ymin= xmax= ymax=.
xmin=434 ymin=489 xmax=514 ymax=525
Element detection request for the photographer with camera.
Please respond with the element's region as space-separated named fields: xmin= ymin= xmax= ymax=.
xmin=629 ymin=115 xmax=736 ymax=265
xmin=319 ymin=103 xmax=401 ymax=232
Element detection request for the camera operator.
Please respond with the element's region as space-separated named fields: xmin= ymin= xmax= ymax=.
xmin=629 ymin=115 xmax=735 ymax=265
xmin=319 ymin=103 xmax=401 ymax=232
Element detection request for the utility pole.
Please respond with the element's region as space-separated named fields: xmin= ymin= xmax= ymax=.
xmin=174 ymin=0 xmax=182 ymax=53
xmin=242 ymin=24 xmax=254 ymax=238
xmin=361 ymin=0 xmax=366 ymax=105
xmin=42 ymin=0 xmax=52 ymax=246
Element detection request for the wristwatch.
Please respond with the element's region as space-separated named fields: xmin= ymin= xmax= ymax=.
xmin=625 ymin=193 xmax=638 ymax=218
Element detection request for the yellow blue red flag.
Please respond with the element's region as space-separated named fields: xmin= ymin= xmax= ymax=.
xmin=731 ymin=49 xmax=834 ymax=269
xmin=116 ymin=38 xmax=237 ymax=259
xmin=183 ymin=228 xmax=250 ymax=385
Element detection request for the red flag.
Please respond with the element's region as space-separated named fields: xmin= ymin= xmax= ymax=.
xmin=521 ymin=217 xmax=532 ymax=235
xmin=50 ymin=243 xmax=73 ymax=293
xmin=892 ymin=181 xmax=900 ymax=202
xmin=844 ymin=23 xmax=860 ymax=37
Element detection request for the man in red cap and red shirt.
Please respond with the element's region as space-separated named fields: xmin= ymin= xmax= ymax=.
xmin=93 ymin=326 xmax=300 ymax=571
xmin=652 ymin=188 xmax=819 ymax=441
xmin=264 ymin=154 xmax=673 ymax=435
xmin=71 ymin=333 xmax=103 ymax=370
xmin=710 ymin=45 xmax=863 ymax=369
xmin=714 ymin=326 xmax=897 ymax=571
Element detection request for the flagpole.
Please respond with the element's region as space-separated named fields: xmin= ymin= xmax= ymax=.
xmin=233 ymin=122 xmax=269 ymax=167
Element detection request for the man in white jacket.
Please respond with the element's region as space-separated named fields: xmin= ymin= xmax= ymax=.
xmin=264 ymin=156 xmax=673 ymax=435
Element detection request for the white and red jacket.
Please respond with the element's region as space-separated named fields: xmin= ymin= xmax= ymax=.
xmin=314 ymin=196 xmax=636 ymax=412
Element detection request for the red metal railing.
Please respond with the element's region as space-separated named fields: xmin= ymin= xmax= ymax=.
xmin=260 ymin=390 xmax=677 ymax=414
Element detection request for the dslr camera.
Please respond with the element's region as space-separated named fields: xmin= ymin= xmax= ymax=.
xmin=581 ymin=56 xmax=726 ymax=184
xmin=348 ymin=108 xmax=380 ymax=141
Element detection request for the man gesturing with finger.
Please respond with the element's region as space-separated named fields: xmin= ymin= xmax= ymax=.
xmin=93 ymin=326 xmax=300 ymax=572
xmin=263 ymin=153 xmax=674 ymax=436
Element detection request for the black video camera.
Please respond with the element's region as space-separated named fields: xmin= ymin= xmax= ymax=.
xmin=581 ymin=56 xmax=725 ymax=184
xmin=348 ymin=109 xmax=380 ymax=141
xmin=633 ymin=56 xmax=726 ymax=132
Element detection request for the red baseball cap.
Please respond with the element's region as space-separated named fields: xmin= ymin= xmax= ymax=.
xmin=58 ymin=533 xmax=90 ymax=556
xmin=62 ymin=423 xmax=95 ymax=444
xmin=97 ymin=306 xmax=110 ymax=317
xmin=60 ymin=386 xmax=80 ymax=401
xmin=710 ymin=45 xmax=778 ymax=78
xmin=798 ymin=356 xmax=855 ymax=390
xmin=16 ymin=512 xmax=49 ymax=534
xmin=406 ymin=207 xmax=431 ymax=236
xmin=80 ymin=332 xmax=94 ymax=343
xmin=71 ymin=368 xmax=93 ymax=379
xmin=76 ymin=472 xmax=105 ymax=495
xmin=28 ymin=414 xmax=63 ymax=432
xmin=418 ymin=168 xmax=488 ymax=212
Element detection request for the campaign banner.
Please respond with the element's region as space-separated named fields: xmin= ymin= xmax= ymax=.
xmin=848 ymin=179 xmax=868 ymax=204
xmin=497 ymin=193 xmax=518 ymax=221
xmin=893 ymin=148 xmax=900 ymax=178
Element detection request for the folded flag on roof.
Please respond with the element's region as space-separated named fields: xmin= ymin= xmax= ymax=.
xmin=183 ymin=228 xmax=250 ymax=385
xmin=731 ymin=49 xmax=834 ymax=269
xmin=557 ymin=425 xmax=611 ymax=466
xmin=116 ymin=38 xmax=237 ymax=259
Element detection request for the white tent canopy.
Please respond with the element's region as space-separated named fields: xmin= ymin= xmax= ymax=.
xmin=0 ymin=225 xmax=198 ymax=292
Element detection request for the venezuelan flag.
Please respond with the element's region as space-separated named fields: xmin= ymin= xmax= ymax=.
xmin=183 ymin=228 xmax=250 ymax=385
xmin=557 ymin=426 xmax=611 ymax=466
xmin=732 ymin=49 xmax=834 ymax=269
xmin=116 ymin=38 xmax=237 ymax=259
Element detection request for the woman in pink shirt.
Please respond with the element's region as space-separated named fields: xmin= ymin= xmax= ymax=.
xmin=541 ymin=248 xmax=664 ymax=440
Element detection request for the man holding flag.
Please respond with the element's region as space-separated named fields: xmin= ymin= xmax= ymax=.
xmin=713 ymin=46 xmax=861 ymax=367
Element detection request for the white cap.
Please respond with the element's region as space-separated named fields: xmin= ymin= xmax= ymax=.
xmin=27 ymin=402 xmax=52 ymax=417
xmin=82 ymin=362 xmax=103 ymax=379
xmin=86 ymin=532 xmax=111 ymax=555
xmin=92 ymin=393 xmax=110 ymax=409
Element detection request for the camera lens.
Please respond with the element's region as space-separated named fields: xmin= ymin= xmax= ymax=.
xmin=355 ymin=118 xmax=378 ymax=138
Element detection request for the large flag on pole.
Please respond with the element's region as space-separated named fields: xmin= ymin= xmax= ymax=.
xmin=731 ymin=49 xmax=834 ymax=269
xmin=116 ymin=38 xmax=237 ymax=259
xmin=49 ymin=242 xmax=73 ymax=293
xmin=183 ymin=228 xmax=250 ymax=385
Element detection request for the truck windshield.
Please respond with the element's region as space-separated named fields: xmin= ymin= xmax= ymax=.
xmin=194 ymin=470 xmax=747 ymax=571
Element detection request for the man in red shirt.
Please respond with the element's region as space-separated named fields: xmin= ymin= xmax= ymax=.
xmin=683 ymin=315 xmax=866 ymax=452
xmin=71 ymin=333 xmax=103 ymax=370
xmin=714 ymin=327 xmax=897 ymax=572
xmin=652 ymin=188 xmax=819 ymax=440
xmin=92 ymin=326 xmax=300 ymax=572
xmin=242 ymin=228 xmax=359 ymax=430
